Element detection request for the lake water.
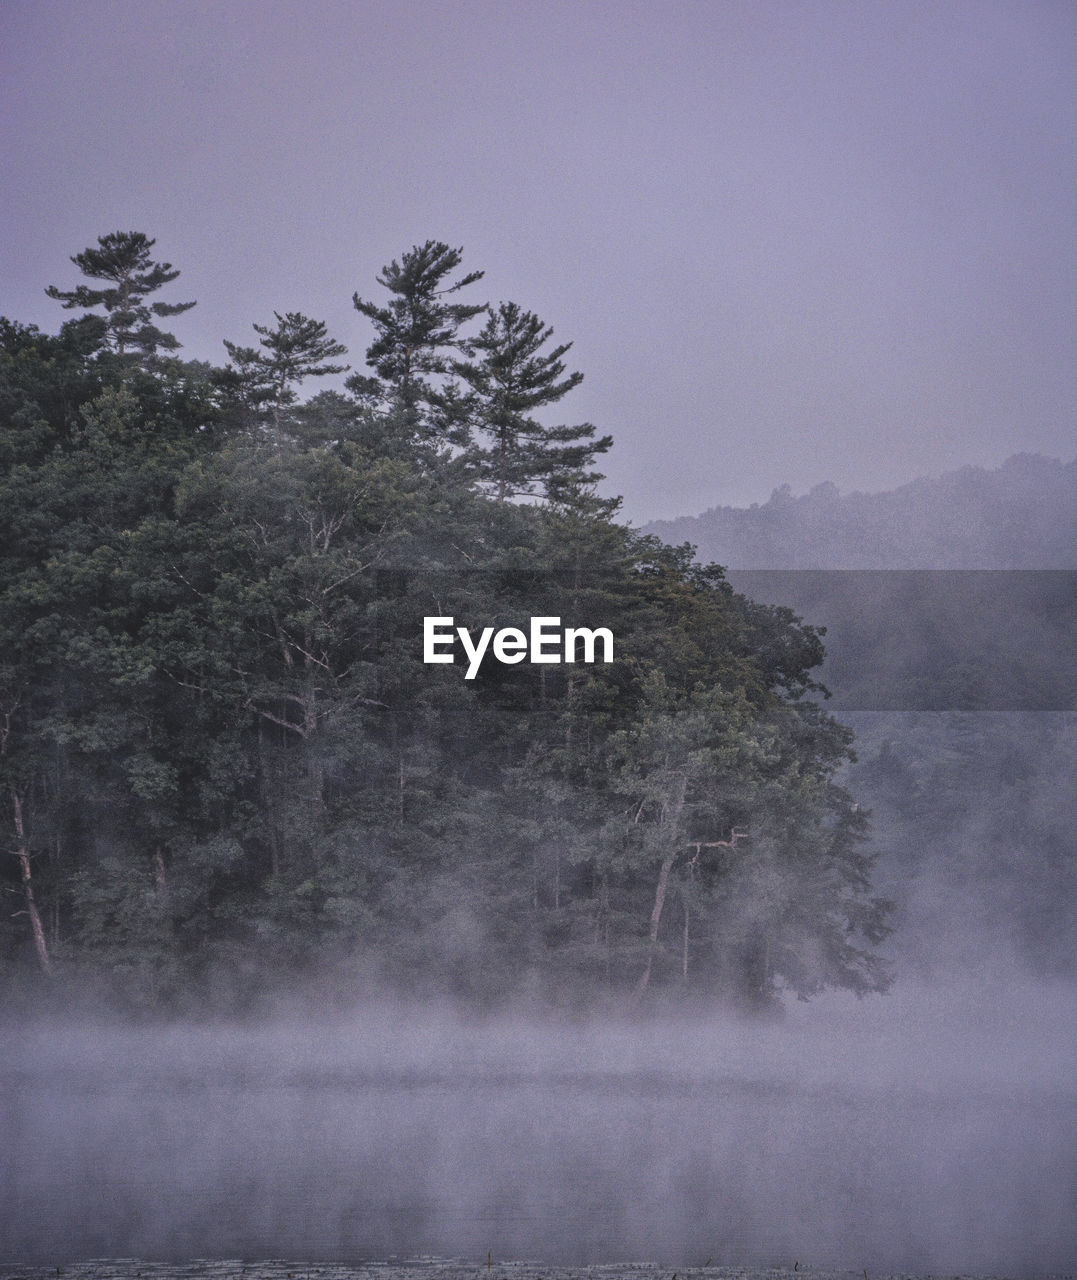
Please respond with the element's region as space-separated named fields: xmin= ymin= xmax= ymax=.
xmin=2 ymin=983 xmax=1074 ymax=1276
xmin=0 ymin=1263 xmax=1039 ymax=1280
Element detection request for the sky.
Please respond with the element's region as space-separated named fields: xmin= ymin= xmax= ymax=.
xmin=2 ymin=0 xmax=1074 ymax=524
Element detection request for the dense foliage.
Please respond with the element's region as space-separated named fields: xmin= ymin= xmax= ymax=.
xmin=0 ymin=234 xmax=891 ymax=1010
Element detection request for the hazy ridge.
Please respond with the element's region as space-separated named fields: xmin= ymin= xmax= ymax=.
xmin=643 ymin=454 xmax=1077 ymax=569
xmin=648 ymin=456 xmax=1077 ymax=982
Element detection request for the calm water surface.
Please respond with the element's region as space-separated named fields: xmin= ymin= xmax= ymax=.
xmin=2 ymin=987 xmax=1074 ymax=1275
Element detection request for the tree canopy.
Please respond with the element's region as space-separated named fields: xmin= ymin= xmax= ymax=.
xmin=0 ymin=233 xmax=891 ymax=1013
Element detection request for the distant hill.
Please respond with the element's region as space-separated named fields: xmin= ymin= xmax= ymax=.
xmin=646 ymin=455 xmax=1077 ymax=711
xmin=643 ymin=454 xmax=1077 ymax=976
xmin=644 ymin=454 xmax=1077 ymax=568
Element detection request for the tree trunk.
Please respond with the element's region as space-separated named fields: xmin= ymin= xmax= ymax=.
xmin=257 ymin=718 xmax=282 ymax=878
xmin=635 ymin=852 xmax=675 ymax=997
xmin=12 ymin=790 xmax=53 ymax=978
xmin=635 ymin=774 xmax=688 ymax=997
xmin=682 ymin=897 xmax=690 ymax=981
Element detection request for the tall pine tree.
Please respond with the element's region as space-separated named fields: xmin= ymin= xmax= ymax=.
xmin=45 ymin=232 xmax=195 ymax=365
xmin=454 ymin=301 xmax=612 ymax=501
xmin=351 ymin=241 xmax=484 ymax=435
xmin=224 ymin=311 xmax=349 ymax=434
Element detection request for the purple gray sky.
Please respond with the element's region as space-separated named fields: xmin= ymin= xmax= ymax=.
xmin=3 ymin=0 xmax=1074 ymax=523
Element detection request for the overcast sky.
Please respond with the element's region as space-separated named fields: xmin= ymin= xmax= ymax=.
xmin=3 ymin=0 xmax=1074 ymax=523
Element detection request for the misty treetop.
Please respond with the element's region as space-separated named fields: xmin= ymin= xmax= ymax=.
xmin=0 ymin=233 xmax=891 ymax=1011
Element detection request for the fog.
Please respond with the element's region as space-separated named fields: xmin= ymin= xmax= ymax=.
xmin=4 ymin=2 xmax=1073 ymax=1268
xmin=3 ymin=975 xmax=1074 ymax=1275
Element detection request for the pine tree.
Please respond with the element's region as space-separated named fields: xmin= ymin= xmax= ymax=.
xmin=224 ymin=311 xmax=348 ymax=433
xmin=45 ymin=232 xmax=195 ymax=364
xmin=351 ymin=241 xmax=484 ymax=430
xmin=455 ymin=302 xmax=613 ymax=501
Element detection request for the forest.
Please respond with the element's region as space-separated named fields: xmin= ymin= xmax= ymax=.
xmin=0 ymin=233 xmax=894 ymax=1013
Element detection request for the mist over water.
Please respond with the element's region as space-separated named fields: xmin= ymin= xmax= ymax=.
xmin=3 ymin=978 xmax=1074 ymax=1274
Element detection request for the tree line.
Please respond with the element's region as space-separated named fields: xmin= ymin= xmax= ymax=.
xmin=646 ymin=454 xmax=1077 ymax=569
xmin=0 ymin=232 xmax=891 ymax=1011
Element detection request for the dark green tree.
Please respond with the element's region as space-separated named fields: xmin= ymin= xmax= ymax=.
xmin=351 ymin=241 xmax=484 ymax=430
xmin=452 ymin=302 xmax=613 ymax=501
xmin=45 ymin=232 xmax=195 ymax=365
xmin=223 ymin=312 xmax=349 ymax=434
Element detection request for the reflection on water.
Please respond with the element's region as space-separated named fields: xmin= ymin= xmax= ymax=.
xmin=2 ymin=985 xmax=1075 ymax=1274
xmin=0 ymin=1265 xmax=976 ymax=1280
